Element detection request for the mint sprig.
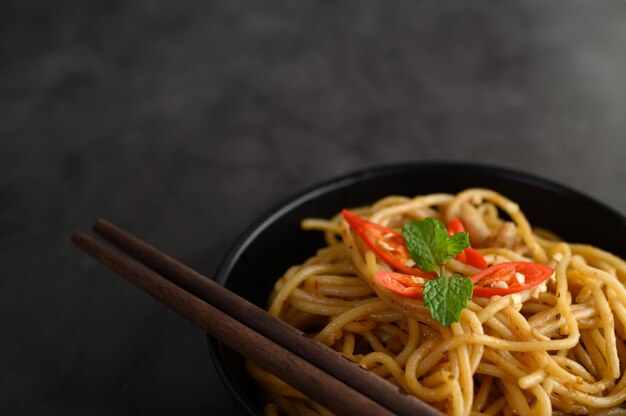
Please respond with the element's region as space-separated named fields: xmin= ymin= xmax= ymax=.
xmin=423 ymin=275 xmax=473 ymax=326
xmin=402 ymin=217 xmax=472 ymax=326
xmin=402 ymin=217 xmax=469 ymax=273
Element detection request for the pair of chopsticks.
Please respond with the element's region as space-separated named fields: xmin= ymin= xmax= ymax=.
xmin=72 ymin=219 xmax=442 ymax=416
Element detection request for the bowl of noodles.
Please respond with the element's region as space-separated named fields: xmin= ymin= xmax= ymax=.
xmin=210 ymin=162 xmax=626 ymax=416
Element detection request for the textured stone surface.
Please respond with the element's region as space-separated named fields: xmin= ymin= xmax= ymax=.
xmin=1 ymin=0 xmax=625 ymax=414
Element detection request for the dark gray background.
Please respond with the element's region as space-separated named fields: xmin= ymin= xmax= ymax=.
xmin=2 ymin=0 xmax=626 ymax=415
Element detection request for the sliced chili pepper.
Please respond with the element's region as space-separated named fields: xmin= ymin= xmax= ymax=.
xmin=342 ymin=210 xmax=435 ymax=279
xmin=446 ymin=218 xmax=465 ymax=235
xmin=375 ymin=271 xmax=424 ymax=299
xmin=377 ymin=261 xmax=554 ymax=299
xmin=463 ymin=247 xmax=488 ymax=270
xmin=446 ymin=218 xmax=488 ymax=270
xmin=471 ymin=261 xmax=554 ymax=297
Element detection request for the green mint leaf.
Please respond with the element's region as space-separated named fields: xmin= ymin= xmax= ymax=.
xmin=447 ymin=232 xmax=470 ymax=259
xmin=423 ymin=275 xmax=474 ymax=326
xmin=402 ymin=218 xmax=470 ymax=272
xmin=402 ymin=218 xmax=442 ymax=272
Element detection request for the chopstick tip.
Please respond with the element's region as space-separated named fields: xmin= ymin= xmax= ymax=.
xmin=93 ymin=218 xmax=113 ymax=233
xmin=70 ymin=230 xmax=91 ymax=247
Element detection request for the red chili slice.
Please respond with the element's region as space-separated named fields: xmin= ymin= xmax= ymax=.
xmin=463 ymin=247 xmax=488 ymax=270
xmin=446 ymin=218 xmax=488 ymax=270
xmin=342 ymin=210 xmax=435 ymax=279
xmin=471 ymin=261 xmax=554 ymax=297
xmin=375 ymin=271 xmax=424 ymax=299
xmin=446 ymin=218 xmax=465 ymax=235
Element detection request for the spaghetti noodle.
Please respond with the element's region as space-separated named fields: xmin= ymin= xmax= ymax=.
xmin=247 ymin=189 xmax=626 ymax=416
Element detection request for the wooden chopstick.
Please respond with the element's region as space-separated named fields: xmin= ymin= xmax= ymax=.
xmin=92 ymin=219 xmax=441 ymax=416
xmin=73 ymin=220 xmax=442 ymax=416
xmin=71 ymin=231 xmax=392 ymax=416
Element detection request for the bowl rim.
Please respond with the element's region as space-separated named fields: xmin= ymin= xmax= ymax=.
xmin=208 ymin=161 xmax=626 ymax=415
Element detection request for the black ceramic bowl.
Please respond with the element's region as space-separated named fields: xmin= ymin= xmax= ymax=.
xmin=209 ymin=162 xmax=626 ymax=415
